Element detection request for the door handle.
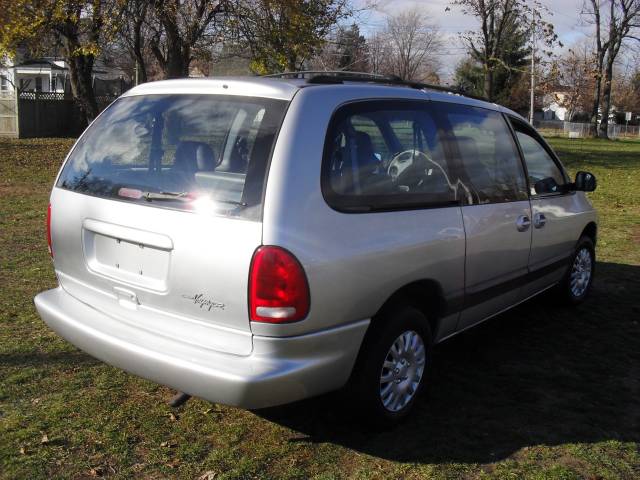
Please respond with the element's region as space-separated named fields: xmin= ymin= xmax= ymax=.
xmin=534 ymin=213 xmax=547 ymax=228
xmin=516 ymin=215 xmax=531 ymax=232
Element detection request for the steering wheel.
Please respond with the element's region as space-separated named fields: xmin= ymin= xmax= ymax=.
xmin=387 ymin=149 xmax=433 ymax=182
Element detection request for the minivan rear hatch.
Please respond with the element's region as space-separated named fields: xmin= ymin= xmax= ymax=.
xmin=51 ymin=94 xmax=288 ymax=355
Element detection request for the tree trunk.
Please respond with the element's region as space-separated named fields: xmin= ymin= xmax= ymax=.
xmin=588 ymin=0 xmax=603 ymax=138
xmin=63 ymin=38 xmax=99 ymax=123
xmin=134 ymin=50 xmax=148 ymax=84
xmin=598 ymin=57 xmax=615 ymax=139
xmin=133 ymin=20 xmax=148 ymax=84
xmin=590 ymin=70 xmax=602 ymax=137
xmin=151 ymin=2 xmax=192 ymax=79
xmin=164 ymin=40 xmax=190 ymax=78
xmin=287 ymin=55 xmax=298 ymax=72
xmin=484 ymin=67 xmax=493 ymax=100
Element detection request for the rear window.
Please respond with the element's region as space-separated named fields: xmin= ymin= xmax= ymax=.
xmin=57 ymin=94 xmax=288 ymax=220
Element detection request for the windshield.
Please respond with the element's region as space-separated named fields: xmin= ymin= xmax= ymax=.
xmin=57 ymin=94 xmax=288 ymax=219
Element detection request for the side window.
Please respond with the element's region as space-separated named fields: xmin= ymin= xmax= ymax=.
xmin=512 ymin=124 xmax=566 ymax=195
xmin=323 ymin=101 xmax=461 ymax=211
xmin=442 ymin=104 xmax=528 ymax=204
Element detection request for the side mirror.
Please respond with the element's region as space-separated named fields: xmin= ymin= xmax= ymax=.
xmin=574 ymin=171 xmax=597 ymax=192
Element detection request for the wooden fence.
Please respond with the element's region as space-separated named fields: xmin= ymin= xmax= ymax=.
xmin=18 ymin=92 xmax=84 ymax=138
xmin=0 ymin=92 xmax=118 ymax=139
xmin=0 ymin=92 xmax=19 ymax=137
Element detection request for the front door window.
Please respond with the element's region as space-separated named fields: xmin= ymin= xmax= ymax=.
xmin=511 ymin=122 xmax=567 ymax=196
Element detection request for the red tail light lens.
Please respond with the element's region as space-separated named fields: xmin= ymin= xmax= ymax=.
xmin=46 ymin=203 xmax=53 ymax=257
xmin=249 ymin=246 xmax=310 ymax=323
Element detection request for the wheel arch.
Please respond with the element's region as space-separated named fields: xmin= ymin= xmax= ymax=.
xmin=372 ymin=279 xmax=445 ymax=339
xmin=580 ymin=221 xmax=597 ymax=246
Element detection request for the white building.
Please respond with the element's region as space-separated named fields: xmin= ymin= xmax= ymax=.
xmin=0 ymin=57 xmax=69 ymax=94
xmin=0 ymin=56 xmax=127 ymax=96
xmin=542 ymin=91 xmax=570 ymax=121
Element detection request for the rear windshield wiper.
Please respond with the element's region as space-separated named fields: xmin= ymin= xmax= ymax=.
xmin=142 ymin=191 xmax=247 ymax=208
xmin=143 ymin=191 xmax=191 ymax=202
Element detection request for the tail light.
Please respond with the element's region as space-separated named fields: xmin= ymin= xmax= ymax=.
xmin=249 ymin=246 xmax=310 ymax=323
xmin=46 ymin=203 xmax=53 ymax=257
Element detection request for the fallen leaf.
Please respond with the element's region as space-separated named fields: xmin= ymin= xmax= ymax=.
xmin=198 ymin=472 xmax=217 ymax=480
xmin=19 ymin=447 xmax=26 ymax=455
xmin=40 ymin=434 xmax=49 ymax=444
xmin=168 ymin=412 xmax=178 ymax=421
xmin=89 ymin=466 xmax=104 ymax=477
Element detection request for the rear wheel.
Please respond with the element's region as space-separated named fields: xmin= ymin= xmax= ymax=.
xmin=557 ymin=236 xmax=595 ymax=305
xmin=348 ymin=305 xmax=432 ymax=429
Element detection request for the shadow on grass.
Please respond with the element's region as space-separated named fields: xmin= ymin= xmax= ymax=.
xmin=0 ymin=351 xmax=100 ymax=368
xmin=255 ymin=261 xmax=640 ymax=464
xmin=550 ymin=138 xmax=640 ymax=170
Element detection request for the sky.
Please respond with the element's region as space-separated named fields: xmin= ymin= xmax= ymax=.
xmin=352 ymin=0 xmax=593 ymax=81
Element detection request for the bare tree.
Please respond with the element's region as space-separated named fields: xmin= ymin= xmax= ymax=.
xmin=583 ymin=0 xmax=609 ymax=135
xmin=148 ymin=0 xmax=228 ymax=79
xmin=452 ymin=0 xmax=524 ymax=99
xmin=598 ymin=0 xmax=640 ymax=138
xmin=384 ymin=8 xmax=442 ymax=82
xmin=121 ymin=0 xmax=152 ymax=84
xmin=557 ymin=39 xmax=597 ymax=120
xmin=367 ymin=31 xmax=392 ymax=75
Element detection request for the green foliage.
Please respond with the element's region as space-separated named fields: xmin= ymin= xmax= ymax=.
xmin=334 ymin=23 xmax=367 ymax=71
xmin=0 ymin=0 xmax=124 ymax=60
xmin=451 ymin=0 xmax=557 ymax=102
xmin=232 ymin=0 xmax=351 ymax=73
xmin=454 ymin=57 xmax=485 ymax=97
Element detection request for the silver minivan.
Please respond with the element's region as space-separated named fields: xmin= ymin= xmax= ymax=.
xmin=34 ymin=73 xmax=598 ymax=426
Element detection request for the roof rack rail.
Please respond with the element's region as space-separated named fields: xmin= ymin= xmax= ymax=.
xmin=261 ymin=71 xmax=489 ymax=102
xmin=262 ymin=71 xmax=390 ymax=80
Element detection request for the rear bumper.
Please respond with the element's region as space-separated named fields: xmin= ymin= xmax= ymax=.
xmin=34 ymin=287 xmax=369 ymax=409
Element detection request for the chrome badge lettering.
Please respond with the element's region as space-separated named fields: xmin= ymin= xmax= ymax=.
xmin=182 ymin=294 xmax=225 ymax=311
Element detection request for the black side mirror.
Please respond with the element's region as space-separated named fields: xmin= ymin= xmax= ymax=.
xmin=574 ymin=171 xmax=597 ymax=192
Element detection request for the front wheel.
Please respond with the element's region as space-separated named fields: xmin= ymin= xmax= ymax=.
xmin=348 ymin=305 xmax=432 ymax=429
xmin=557 ymin=236 xmax=595 ymax=305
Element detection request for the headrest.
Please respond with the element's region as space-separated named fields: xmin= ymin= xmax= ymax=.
xmin=174 ymin=141 xmax=216 ymax=174
xmin=354 ymin=131 xmax=379 ymax=170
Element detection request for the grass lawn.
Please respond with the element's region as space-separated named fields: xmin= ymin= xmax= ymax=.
xmin=1 ymin=136 xmax=639 ymax=479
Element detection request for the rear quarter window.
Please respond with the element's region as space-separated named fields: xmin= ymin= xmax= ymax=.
xmin=321 ymin=100 xmax=462 ymax=212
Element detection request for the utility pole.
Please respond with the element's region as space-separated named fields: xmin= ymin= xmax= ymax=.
xmin=529 ymin=5 xmax=536 ymax=124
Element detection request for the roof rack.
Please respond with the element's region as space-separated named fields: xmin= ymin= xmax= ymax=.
xmin=262 ymin=71 xmax=489 ymax=102
xmin=262 ymin=71 xmax=389 ymax=80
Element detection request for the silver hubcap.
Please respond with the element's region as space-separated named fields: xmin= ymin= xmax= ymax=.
xmin=570 ymin=248 xmax=592 ymax=297
xmin=379 ymin=330 xmax=426 ymax=412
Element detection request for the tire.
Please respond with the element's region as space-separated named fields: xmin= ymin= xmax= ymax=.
xmin=556 ymin=236 xmax=596 ymax=305
xmin=347 ymin=305 xmax=432 ymax=429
